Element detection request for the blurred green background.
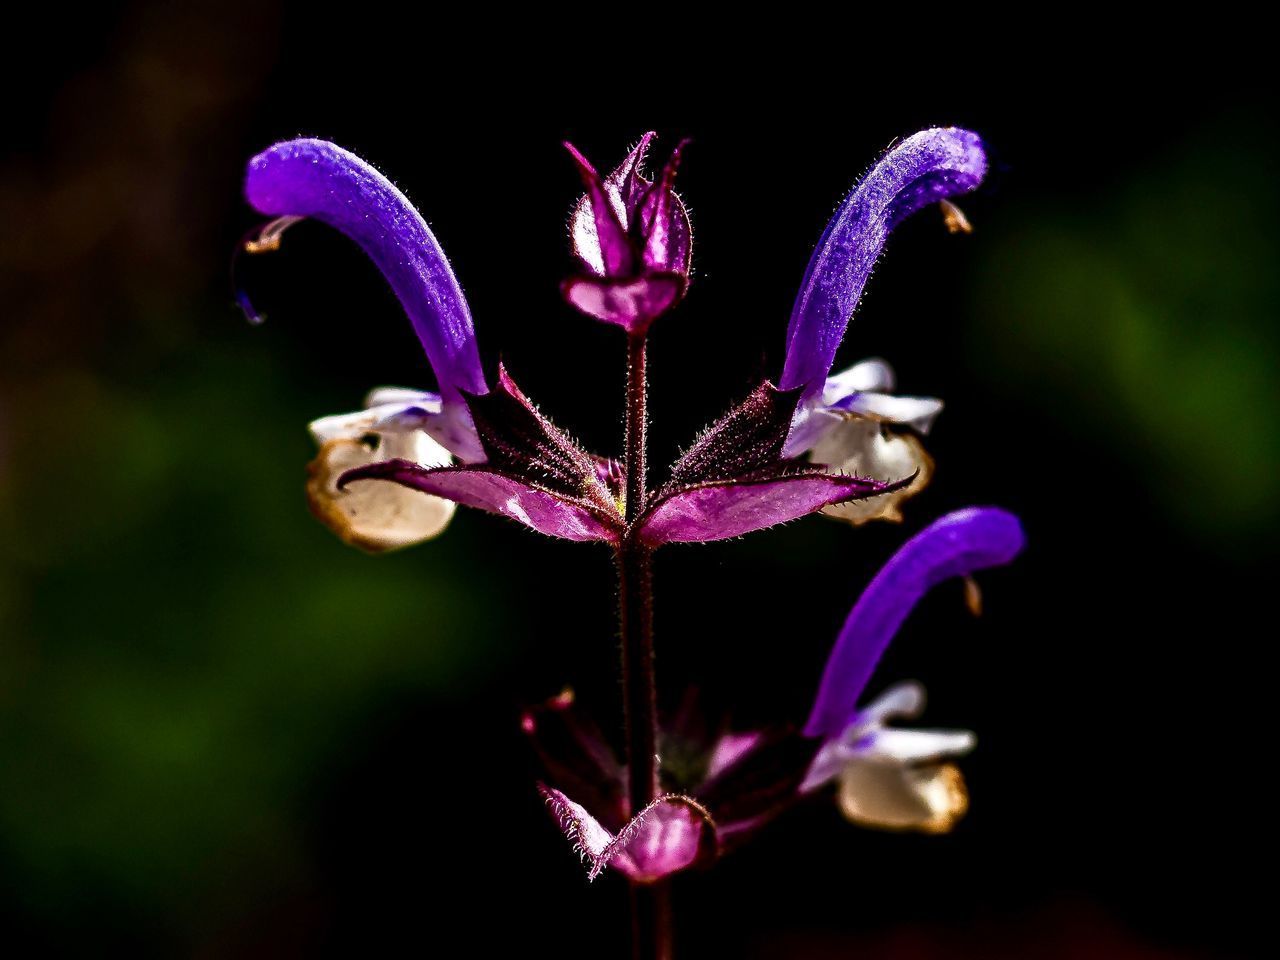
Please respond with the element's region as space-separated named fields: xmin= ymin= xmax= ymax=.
xmin=2 ymin=8 xmax=1274 ymax=957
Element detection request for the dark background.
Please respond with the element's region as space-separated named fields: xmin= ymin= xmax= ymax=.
xmin=2 ymin=7 xmax=1274 ymax=957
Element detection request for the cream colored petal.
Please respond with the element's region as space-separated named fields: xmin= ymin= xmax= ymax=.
xmin=837 ymin=759 xmax=969 ymax=834
xmin=810 ymin=418 xmax=934 ymax=525
xmin=306 ymin=431 xmax=455 ymax=553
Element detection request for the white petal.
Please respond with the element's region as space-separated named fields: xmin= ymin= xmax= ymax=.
xmin=370 ymin=404 xmax=440 ymax=433
xmin=857 ymin=681 xmax=926 ymax=725
xmin=309 ymin=408 xmax=384 ymax=445
xmin=837 ymin=759 xmax=969 ymax=833
xmin=838 ymin=392 xmax=943 ymax=434
xmin=800 ymin=738 xmax=849 ymax=794
xmin=861 ymin=727 xmax=976 ymax=764
xmin=363 ymin=386 xmax=443 ymax=410
xmin=306 ymin=431 xmax=455 ymax=552
xmin=782 ymin=405 xmax=840 ymax=458
xmin=809 ymin=418 xmax=934 ymax=525
xmin=311 ymin=389 xmax=445 ymax=445
xmin=378 ymin=429 xmax=451 ymax=466
xmin=801 ymin=682 xmax=926 ymax=793
xmin=823 ymin=358 xmax=897 ymax=401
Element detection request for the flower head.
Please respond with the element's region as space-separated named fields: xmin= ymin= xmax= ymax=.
xmin=531 ymin=506 xmax=1023 ymax=880
xmin=800 ymin=507 xmax=1025 ymax=830
xmin=800 ymin=680 xmax=974 ymax=832
xmin=779 ymin=128 xmax=987 ymax=404
xmin=778 ymin=128 xmax=987 ymax=524
xmin=561 ymin=133 xmax=693 ymax=334
xmin=244 ymin=138 xmax=487 ymax=462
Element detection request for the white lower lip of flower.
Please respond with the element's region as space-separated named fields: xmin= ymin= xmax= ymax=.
xmin=809 ymin=418 xmax=934 ymax=525
xmin=837 ymin=758 xmax=969 ymax=834
xmin=803 ymin=682 xmax=975 ymax=832
xmin=306 ymin=428 xmax=455 ymax=552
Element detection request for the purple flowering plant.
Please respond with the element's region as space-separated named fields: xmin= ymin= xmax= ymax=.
xmin=238 ymin=127 xmax=1023 ymax=957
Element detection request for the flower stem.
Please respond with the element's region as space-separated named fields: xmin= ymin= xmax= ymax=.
xmin=617 ymin=333 xmax=671 ymax=960
xmin=623 ymin=333 xmax=647 ymax=527
xmin=617 ymin=541 xmax=658 ymax=814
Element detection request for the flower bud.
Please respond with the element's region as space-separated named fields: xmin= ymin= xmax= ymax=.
xmin=561 ymin=133 xmax=692 ymax=334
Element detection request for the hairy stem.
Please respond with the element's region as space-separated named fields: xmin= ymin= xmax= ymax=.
xmin=618 ymin=333 xmax=671 ymax=960
xmin=623 ymin=334 xmax=647 ymax=526
xmin=617 ymin=541 xmax=657 ymax=817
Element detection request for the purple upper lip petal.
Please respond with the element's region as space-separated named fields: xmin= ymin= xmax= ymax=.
xmin=779 ymin=128 xmax=987 ymax=401
xmin=804 ymin=506 xmax=1025 ymax=739
xmin=244 ymin=138 xmax=488 ymax=431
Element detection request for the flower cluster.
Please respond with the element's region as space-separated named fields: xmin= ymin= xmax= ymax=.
xmin=531 ymin=507 xmax=1023 ymax=880
xmin=241 ymin=127 xmax=1021 ymax=889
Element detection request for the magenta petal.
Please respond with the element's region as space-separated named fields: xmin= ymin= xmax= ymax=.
xmin=564 ymin=141 xmax=634 ymax=276
xmin=244 ymin=140 xmax=486 ymax=407
xmin=705 ymin=732 xmax=765 ymax=781
xmin=340 ymin=460 xmax=621 ymax=543
xmin=540 ymin=786 xmax=714 ymax=882
xmin=804 ymin=507 xmax=1025 ymax=738
xmin=638 ymin=140 xmax=692 ymax=275
xmin=614 ymin=799 xmax=710 ymax=882
xmin=560 ymin=274 xmax=684 ymax=333
xmin=637 ymin=474 xmax=901 ymax=546
xmin=608 ymin=132 xmax=656 ymax=209
xmin=780 ymin=128 xmax=987 ymax=397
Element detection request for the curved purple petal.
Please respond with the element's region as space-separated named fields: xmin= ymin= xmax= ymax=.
xmin=804 ymin=507 xmax=1024 ymax=738
xmin=340 ymin=459 xmax=621 ymax=543
xmin=637 ymin=473 xmax=904 ymax=546
xmin=244 ymin=139 xmax=487 ymax=406
xmin=779 ymin=128 xmax=987 ymax=397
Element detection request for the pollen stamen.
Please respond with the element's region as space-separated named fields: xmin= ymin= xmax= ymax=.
xmin=244 ymin=214 xmax=305 ymax=254
xmin=940 ymin=199 xmax=973 ymax=234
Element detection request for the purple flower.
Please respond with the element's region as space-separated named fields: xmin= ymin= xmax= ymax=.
xmin=780 ymin=128 xmax=987 ymax=404
xmin=779 ymin=129 xmax=987 ymax=523
xmin=532 ymin=507 xmax=1024 ymax=879
xmin=561 ymin=134 xmax=692 ymax=334
xmin=799 ymin=507 xmax=1024 ymax=831
xmin=244 ymin=138 xmax=487 ymax=462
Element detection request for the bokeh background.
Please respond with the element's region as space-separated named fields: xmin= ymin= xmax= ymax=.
xmin=2 ymin=8 xmax=1274 ymax=957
